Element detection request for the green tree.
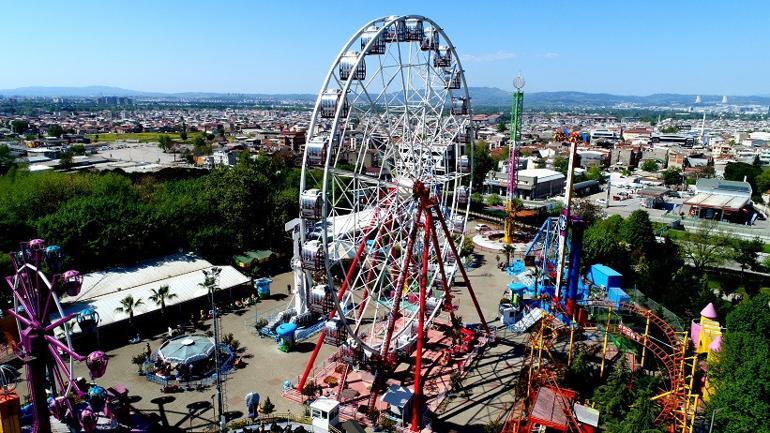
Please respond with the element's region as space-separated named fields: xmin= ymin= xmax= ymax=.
xmin=149 ymin=284 xmax=178 ymax=322
xmin=47 ymin=124 xmax=64 ymax=138
xmin=114 ymin=295 xmax=144 ymax=328
xmin=583 ymin=215 xmax=627 ymax=273
xmin=180 ymin=122 xmax=188 ymax=141
xmin=611 ymin=389 xmax=664 ymax=433
xmin=621 ymin=210 xmax=655 ymax=257
xmin=192 ymin=134 xmax=212 ymax=156
xmin=484 ymin=193 xmax=503 ymax=206
xmin=708 ymin=293 xmax=770 ymax=433
xmin=501 ymin=244 xmax=514 ymax=267
xmin=563 ymin=351 xmax=596 ymax=396
xmin=591 ymin=359 xmax=633 ymax=421
xmin=58 ymin=150 xmax=74 ymax=168
xmin=660 ymin=125 xmax=678 ymax=133
xmin=661 ymin=168 xmax=682 ymax=186
xmin=70 ymin=144 xmax=86 ymax=156
xmin=460 ymin=236 xmax=474 ymax=257
xmin=157 ymin=134 xmax=172 ymax=153
xmin=755 ymin=168 xmax=770 ymax=194
xmin=496 ymin=122 xmax=507 ymax=133
xmin=641 ymin=160 xmax=659 ymax=172
xmin=731 ymin=237 xmax=763 ymax=276
xmin=472 ymin=141 xmax=494 ymax=192
xmin=10 ymin=120 xmax=28 ymax=134
xmin=0 ymin=144 xmax=16 ymax=175
xmin=260 ymin=396 xmax=275 ymax=415
xmin=470 ymin=192 xmax=484 ymax=210
xmin=678 ymin=221 xmax=730 ymax=273
xmin=572 ymin=198 xmax=603 ymax=226
xmin=553 ymin=155 xmax=569 ymax=176
xmin=585 ymin=165 xmax=604 ymax=182
xmin=724 ymin=162 xmax=762 ymax=197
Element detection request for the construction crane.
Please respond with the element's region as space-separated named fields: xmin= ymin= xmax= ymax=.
xmin=504 ymin=75 xmax=525 ymax=245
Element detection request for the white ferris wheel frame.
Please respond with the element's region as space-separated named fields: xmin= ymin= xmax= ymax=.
xmin=298 ymin=15 xmax=475 ymax=355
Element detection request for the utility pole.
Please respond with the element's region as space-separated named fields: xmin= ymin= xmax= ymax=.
xmin=504 ymin=75 xmax=525 ymax=245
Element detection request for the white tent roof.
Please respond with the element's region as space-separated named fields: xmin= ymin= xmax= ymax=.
xmin=57 ymin=253 xmax=250 ymax=332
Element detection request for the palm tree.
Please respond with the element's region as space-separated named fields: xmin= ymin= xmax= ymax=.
xmin=501 ymin=244 xmax=515 ymax=268
xmin=115 ymin=295 xmax=144 ymax=328
xmin=149 ymin=285 xmax=178 ymax=322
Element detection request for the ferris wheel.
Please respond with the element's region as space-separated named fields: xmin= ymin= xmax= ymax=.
xmin=296 ymin=15 xmax=479 ymax=364
xmin=5 ymin=240 xmax=108 ymax=433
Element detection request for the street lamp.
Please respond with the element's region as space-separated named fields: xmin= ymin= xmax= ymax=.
xmin=203 ymin=267 xmax=225 ymax=432
xmin=709 ymin=406 xmax=725 ymax=433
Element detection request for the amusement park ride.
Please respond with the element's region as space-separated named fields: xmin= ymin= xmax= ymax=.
xmin=271 ymin=15 xmax=490 ymax=432
xmin=3 ymin=240 xmax=150 ymax=433
xmin=503 ymin=75 xmax=525 ymax=245
xmin=499 ymin=130 xmax=702 ymax=431
xmin=267 ymin=14 xmax=704 ymax=433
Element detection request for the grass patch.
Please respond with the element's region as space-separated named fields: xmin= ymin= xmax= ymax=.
xmin=87 ymin=132 xmax=204 ymax=143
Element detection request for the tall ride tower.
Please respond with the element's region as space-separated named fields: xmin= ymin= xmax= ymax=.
xmin=504 ymin=75 xmax=525 ymax=245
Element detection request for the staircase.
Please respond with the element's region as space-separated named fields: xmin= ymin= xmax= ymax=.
xmin=510 ymin=308 xmax=545 ymax=334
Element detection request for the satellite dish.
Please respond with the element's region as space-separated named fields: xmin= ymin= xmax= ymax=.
xmin=513 ymin=74 xmax=525 ymax=90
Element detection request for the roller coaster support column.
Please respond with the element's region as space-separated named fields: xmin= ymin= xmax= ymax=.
xmin=600 ymin=306 xmax=612 ymax=377
xmin=567 ymin=314 xmax=575 ymax=366
xmin=411 ymin=211 xmax=432 ymax=432
xmin=687 ymin=396 xmax=699 ymax=433
xmin=535 ymin=319 xmax=545 ymax=373
xmin=640 ymin=313 xmax=651 ymax=368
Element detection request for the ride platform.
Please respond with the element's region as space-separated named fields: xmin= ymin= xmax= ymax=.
xmin=283 ymin=321 xmax=490 ymax=427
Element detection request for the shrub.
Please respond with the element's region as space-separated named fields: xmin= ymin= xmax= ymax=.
xmin=132 ymin=353 xmax=148 ymax=373
xmin=261 ymin=397 xmax=275 ymax=415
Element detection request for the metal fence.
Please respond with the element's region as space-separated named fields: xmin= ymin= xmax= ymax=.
xmin=626 ymin=286 xmax=685 ymax=331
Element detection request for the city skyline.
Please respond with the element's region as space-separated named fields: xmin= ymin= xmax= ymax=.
xmin=1 ymin=0 xmax=769 ymax=95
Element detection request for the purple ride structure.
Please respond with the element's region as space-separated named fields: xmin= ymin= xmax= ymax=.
xmin=4 ymin=239 xmax=110 ymax=433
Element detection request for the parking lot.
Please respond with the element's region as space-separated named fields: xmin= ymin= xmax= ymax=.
xmin=580 ymin=187 xmax=770 ymax=242
xmin=95 ymin=141 xmax=181 ymax=165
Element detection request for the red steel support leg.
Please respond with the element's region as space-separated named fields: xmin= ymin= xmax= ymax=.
xmin=367 ymin=206 xmax=424 ymax=410
xmin=434 ymin=203 xmax=489 ymax=333
xmin=429 ymin=215 xmax=457 ymax=325
xmin=411 ymin=211 xmax=432 ymax=432
xmin=380 ymin=206 xmax=423 ymax=358
xmin=296 ymin=224 xmax=377 ymax=392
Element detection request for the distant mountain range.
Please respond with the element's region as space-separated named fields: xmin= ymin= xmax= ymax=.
xmin=2 ymin=85 xmax=770 ymax=108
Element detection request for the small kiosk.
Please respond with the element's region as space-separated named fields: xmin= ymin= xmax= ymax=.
xmin=310 ymin=398 xmax=340 ymax=433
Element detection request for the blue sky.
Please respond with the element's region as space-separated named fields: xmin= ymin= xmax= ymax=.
xmin=1 ymin=0 xmax=768 ymax=95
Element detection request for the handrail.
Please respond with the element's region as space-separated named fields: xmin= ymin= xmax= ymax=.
xmin=227 ymin=412 xmax=344 ymax=433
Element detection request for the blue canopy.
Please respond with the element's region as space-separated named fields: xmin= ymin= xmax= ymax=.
xmin=276 ymin=322 xmax=297 ymax=337
xmin=508 ymin=282 xmax=528 ymax=292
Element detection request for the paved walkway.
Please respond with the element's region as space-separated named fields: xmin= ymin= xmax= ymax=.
xmin=434 ymin=330 xmax=528 ymax=433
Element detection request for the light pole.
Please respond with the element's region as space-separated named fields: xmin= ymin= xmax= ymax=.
xmin=203 ymin=267 xmax=225 ymax=432
xmin=709 ymin=406 xmax=725 ymax=433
